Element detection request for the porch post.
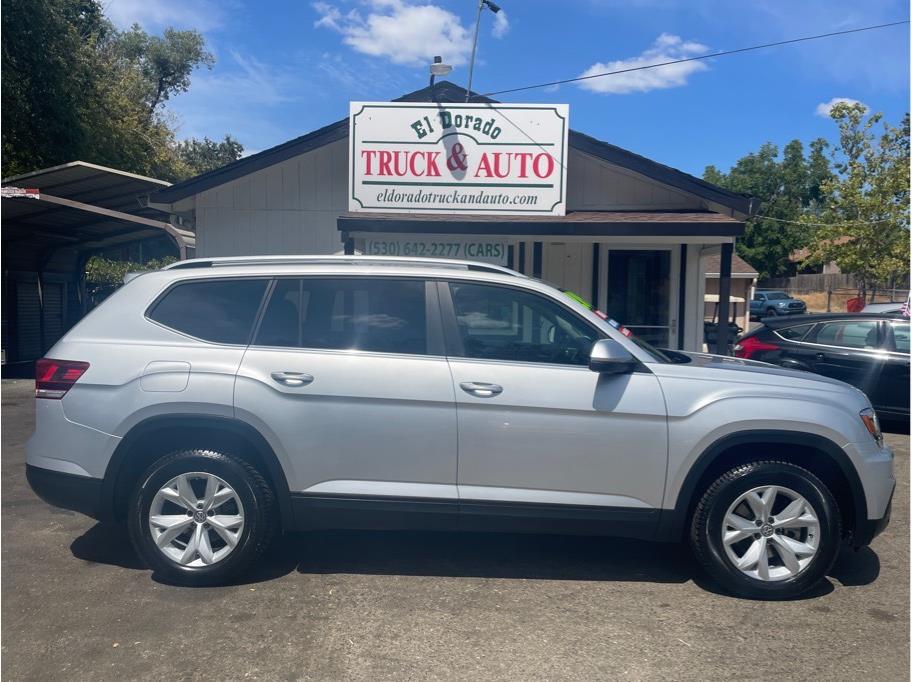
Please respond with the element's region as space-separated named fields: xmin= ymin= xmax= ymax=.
xmin=715 ymin=242 xmax=733 ymax=354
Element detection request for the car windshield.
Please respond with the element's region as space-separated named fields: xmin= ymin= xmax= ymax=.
xmin=765 ymin=292 xmax=789 ymax=300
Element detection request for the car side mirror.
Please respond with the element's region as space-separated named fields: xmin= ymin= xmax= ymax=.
xmin=589 ymin=339 xmax=638 ymax=374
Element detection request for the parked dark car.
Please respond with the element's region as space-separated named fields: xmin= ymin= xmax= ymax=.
xmin=750 ymin=290 xmax=807 ymax=318
xmin=735 ymin=313 xmax=910 ymax=420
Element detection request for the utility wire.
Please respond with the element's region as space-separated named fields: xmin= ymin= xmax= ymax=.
xmin=753 ymin=214 xmax=901 ymax=227
xmin=475 ymin=20 xmax=910 ymax=99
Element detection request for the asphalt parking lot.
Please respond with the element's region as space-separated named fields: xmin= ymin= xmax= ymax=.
xmin=2 ymin=378 xmax=908 ymax=680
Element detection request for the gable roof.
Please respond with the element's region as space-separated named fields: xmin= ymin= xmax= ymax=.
xmin=704 ymin=252 xmax=759 ymax=277
xmin=152 ymin=81 xmax=753 ymax=216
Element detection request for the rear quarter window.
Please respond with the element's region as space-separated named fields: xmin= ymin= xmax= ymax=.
xmin=148 ymin=278 xmax=268 ymax=344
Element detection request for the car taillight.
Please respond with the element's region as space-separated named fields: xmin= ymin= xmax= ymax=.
xmin=35 ymin=358 xmax=89 ymax=399
xmin=733 ymin=336 xmax=779 ymax=359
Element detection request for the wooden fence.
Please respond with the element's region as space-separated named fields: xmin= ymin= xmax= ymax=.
xmin=762 ymin=273 xmax=909 ymax=297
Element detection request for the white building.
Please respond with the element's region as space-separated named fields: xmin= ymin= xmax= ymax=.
xmin=150 ymin=82 xmax=754 ymax=352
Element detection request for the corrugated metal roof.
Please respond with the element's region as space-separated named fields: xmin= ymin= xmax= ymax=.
xmin=2 ymin=161 xmax=193 ymax=272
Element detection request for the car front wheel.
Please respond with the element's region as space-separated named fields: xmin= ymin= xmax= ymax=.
xmin=690 ymin=460 xmax=841 ymax=599
xmin=127 ymin=449 xmax=276 ymax=586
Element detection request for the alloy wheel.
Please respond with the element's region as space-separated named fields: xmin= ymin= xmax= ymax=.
xmin=721 ymin=485 xmax=820 ymax=582
xmin=148 ymin=472 xmax=245 ymax=567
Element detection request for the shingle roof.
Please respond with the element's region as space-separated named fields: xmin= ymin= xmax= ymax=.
xmin=152 ymin=81 xmax=754 ymax=216
xmin=338 ymin=210 xmax=744 ymax=237
xmin=704 ymin=252 xmax=759 ymax=276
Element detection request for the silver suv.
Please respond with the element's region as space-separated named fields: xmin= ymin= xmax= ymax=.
xmin=27 ymin=256 xmax=894 ymax=598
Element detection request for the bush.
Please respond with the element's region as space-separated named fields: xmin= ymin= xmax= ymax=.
xmin=85 ymin=255 xmax=176 ymax=306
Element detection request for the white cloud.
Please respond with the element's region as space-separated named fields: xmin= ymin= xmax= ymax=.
xmin=105 ymin=0 xmax=228 ymax=31
xmin=577 ymin=33 xmax=709 ymax=94
xmin=492 ymin=11 xmax=509 ymax=39
xmin=815 ymin=97 xmax=868 ymax=117
xmin=313 ymin=0 xmax=473 ymax=66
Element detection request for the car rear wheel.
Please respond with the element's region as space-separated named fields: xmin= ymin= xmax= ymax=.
xmin=127 ymin=449 xmax=276 ymax=586
xmin=690 ymin=460 xmax=841 ymax=599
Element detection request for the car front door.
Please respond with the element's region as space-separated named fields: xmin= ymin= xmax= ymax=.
xmin=438 ymin=280 xmax=668 ymax=532
xmin=234 ymin=276 xmax=458 ymax=506
xmin=805 ymin=319 xmax=885 ymax=400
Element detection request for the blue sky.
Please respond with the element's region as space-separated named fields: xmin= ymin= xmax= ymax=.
xmin=108 ymin=0 xmax=910 ymax=177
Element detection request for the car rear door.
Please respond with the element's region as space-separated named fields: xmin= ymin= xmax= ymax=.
xmin=234 ymin=276 xmax=458 ymax=507
xmin=438 ymin=279 xmax=667 ymax=534
xmin=880 ymin=320 xmax=911 ymax=416
xmin=805 ymin=318 xmax=886 ymax=399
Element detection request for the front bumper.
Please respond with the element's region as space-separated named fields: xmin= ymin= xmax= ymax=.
xmin=26 ymin=464 xmax=103 ymax=520
xmin=852 ymin=483 xmax=894 ymax=547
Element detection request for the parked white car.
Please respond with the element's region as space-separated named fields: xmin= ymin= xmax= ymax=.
xmin=27 ymin=256 xmax=894 ymax=598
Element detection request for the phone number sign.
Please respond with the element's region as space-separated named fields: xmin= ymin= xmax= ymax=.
xmin=349 ymin=101 xmax=569 ymax=215
xmin=364 ymin=237 xmax=508 ymax=265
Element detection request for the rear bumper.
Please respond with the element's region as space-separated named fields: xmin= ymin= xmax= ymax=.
xmin=26 ymin=464 xmax=103 ymax=520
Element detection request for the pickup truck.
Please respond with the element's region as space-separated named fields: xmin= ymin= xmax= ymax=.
xmin=750 ymin=290 xmax=807 ymax=318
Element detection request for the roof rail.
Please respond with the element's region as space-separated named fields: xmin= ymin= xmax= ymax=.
xmin=164 ymin=254 xmax=526 ymax=277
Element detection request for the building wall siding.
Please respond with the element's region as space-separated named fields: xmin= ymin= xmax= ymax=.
xmin=194 ymin=142 xmax=709 ymax=258
xmin=195 ymin=140 xmax=350 ymax=257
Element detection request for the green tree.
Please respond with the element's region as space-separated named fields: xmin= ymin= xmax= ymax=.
xmin=116 ymin=25 xmax=213 ymax=118
xmin=801 ymin=103 xmax=910 ymax=300
xmin=1 ymin=0 xmax=235 ymax=181
xmin=175 ymin=135 xmax=244 ymax=176
xmin=703 ymin=140 xmax=831 ymax=278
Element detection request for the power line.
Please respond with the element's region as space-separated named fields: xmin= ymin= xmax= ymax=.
xmin=753 ymin=214 xmax=902 ymax=227
xmin=475 ymin=20 xmax=910 ymax=99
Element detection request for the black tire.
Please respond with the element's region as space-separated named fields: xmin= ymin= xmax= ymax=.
xmin=690 ymin=460 xmax=841 ymax=600
xmin=127 ymin=449 xmax=276 ymax=586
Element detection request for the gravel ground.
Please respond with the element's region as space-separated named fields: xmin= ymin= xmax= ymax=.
xmin=2 ymin=378 xmax=908 ymax=680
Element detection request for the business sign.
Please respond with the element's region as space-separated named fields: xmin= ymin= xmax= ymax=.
xmin=363 ymin=235 xmax=508 ymax=265
xmin=349 ymin=102 xmax=569 ymax=216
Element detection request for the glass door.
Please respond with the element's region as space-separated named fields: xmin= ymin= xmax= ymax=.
xmin=606 ymin=250 xmax=673 ymax=347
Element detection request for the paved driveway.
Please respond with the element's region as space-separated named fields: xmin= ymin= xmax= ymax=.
xmin=2 ymin=378 xmax=908 ymax=680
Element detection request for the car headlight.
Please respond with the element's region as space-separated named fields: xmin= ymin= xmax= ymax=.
xmin=860 ymin=408 xmax=883 ymax=447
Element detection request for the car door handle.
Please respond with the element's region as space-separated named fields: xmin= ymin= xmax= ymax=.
xmin=815 ymin=353 xmax=825 ymax=361
xmin=460 ymin=382 xmax=503 ymax=398
xmin=270 ymin=371 xmax=314 ymax=387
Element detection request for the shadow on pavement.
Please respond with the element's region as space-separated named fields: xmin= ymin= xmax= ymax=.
xmin=69 ymin=522 xmax=881 ymax=597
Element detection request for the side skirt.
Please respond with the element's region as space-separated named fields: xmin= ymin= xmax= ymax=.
xmin=290 ymin=493 xmax=661 ymax=539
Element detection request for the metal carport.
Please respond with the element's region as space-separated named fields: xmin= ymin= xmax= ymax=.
xmin=2 ymin=161 xmax=195 ymax=366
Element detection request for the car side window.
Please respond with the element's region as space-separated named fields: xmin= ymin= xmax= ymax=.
xmin=774 ymin=323 xmax=814 ymax=342
xmin=890 ymin=322 xmax=910 ymax=353
xmin=254 ymin=277 xmax=428 ymax=355
xmin=148 ymin=278 xmax=269 ymax=344
xmin=447 ymin=282 xmax=600 ymax=366
xmin=753 ymin=294 xmax=764 ymax=301
xmin=812 ymin=320 xmax=881 ymax=350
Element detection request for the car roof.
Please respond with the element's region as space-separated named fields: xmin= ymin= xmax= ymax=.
xmin=163 ymin=254 xmax=526 ymax=278
xmin=759 ymin=312 xmax=905 ymax=328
